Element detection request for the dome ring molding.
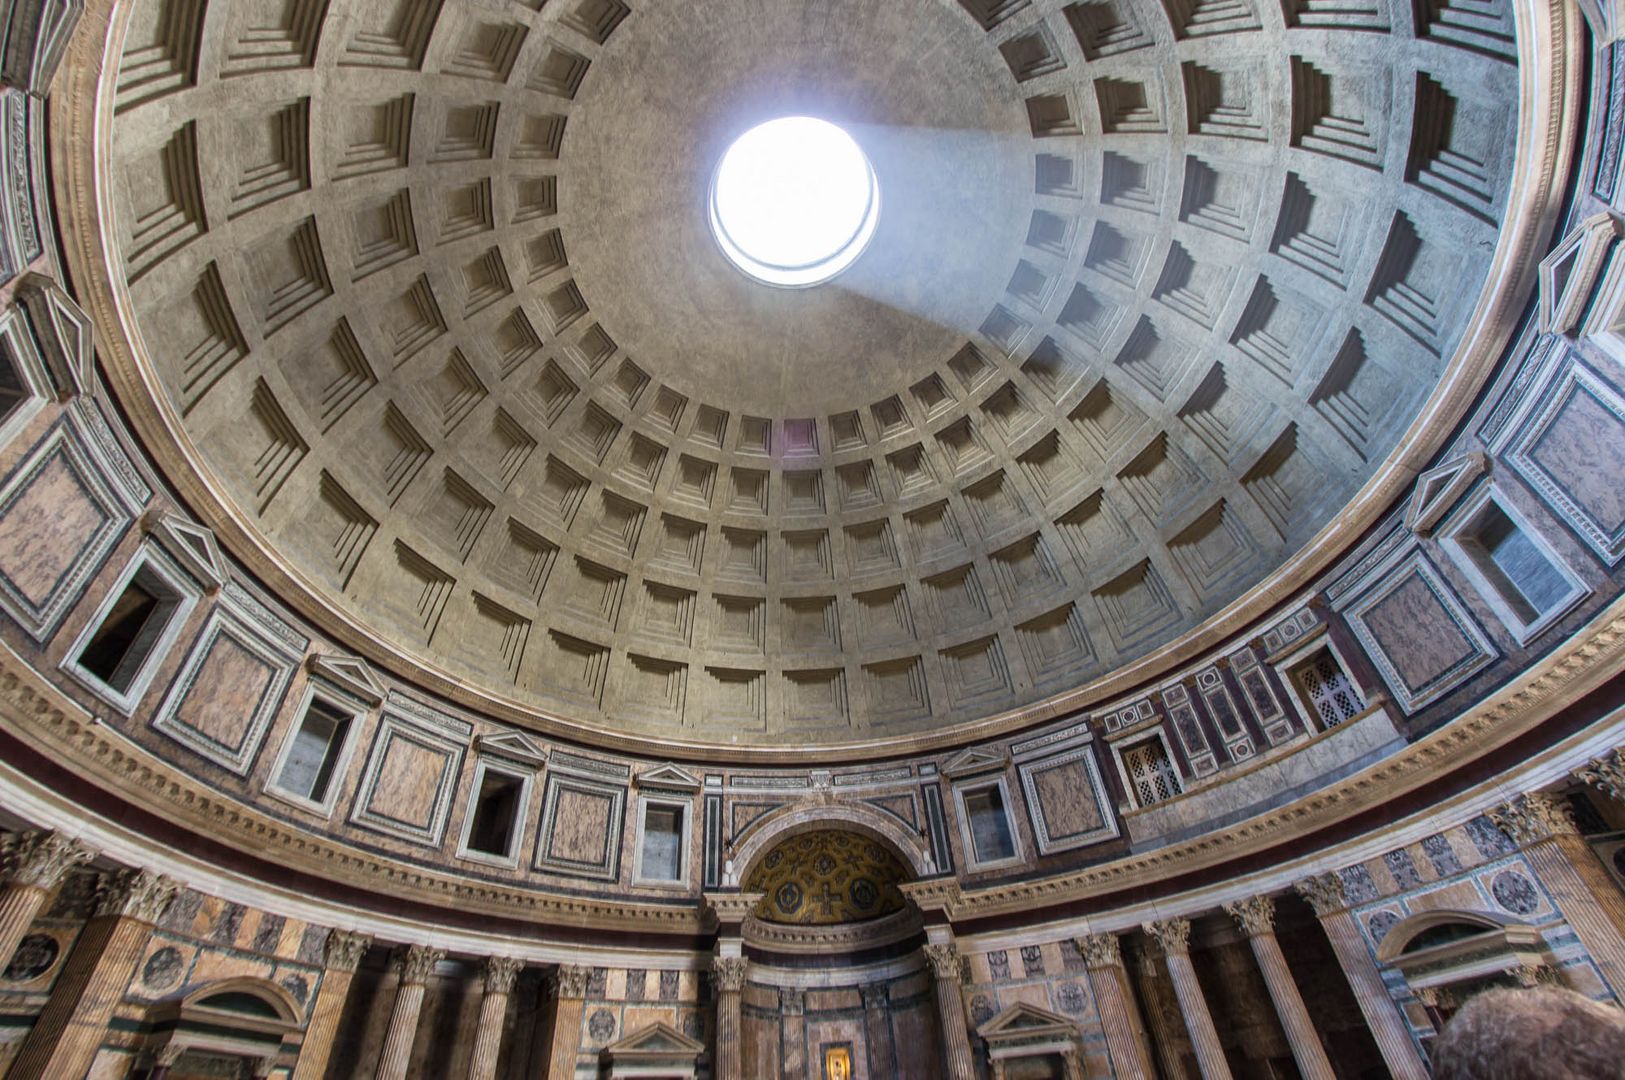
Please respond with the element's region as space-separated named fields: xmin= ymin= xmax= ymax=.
xmin=49 ymin=0 xmax=1583 ymax=764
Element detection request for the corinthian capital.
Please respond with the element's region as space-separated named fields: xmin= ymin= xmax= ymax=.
xmin=921 ymin=942 xmax=963 ymax=982
xmin=1574 ymin=748 xmax=1625 ymax=804
xmin=1294 ymin=872 xmax=1347 ymax=918
xmin=1 ymin=830 xmax=96 ymax=890
xmin=483 ymin=955 xmax=523 ymax=995
xmin=94 ymin=869 xmax=178 ymax=924
xmin=554 ymin=963 xmax=591 ymax=999
xmin=323 ymin=929 xmax=372 ymax=972
xmin=393 ymin=944 xmax=446 ymax=986
xmin=1223 ymin=896 xmax=1275 ymax=938
xmin=1141 ymin=918 xmax=1191 ymax=956
xmin=1488 ymin=792 xmax=1577 ymax=847
xmin=711 ymin=955 xmax=748 ymax=993
xmin=1075 ymin=932 xmax=1122 ymax=969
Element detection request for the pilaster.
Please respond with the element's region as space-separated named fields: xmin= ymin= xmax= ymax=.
xmin=0 ymin=830 xmax=95 ymax=968
xmin=1222 ymin=896 xmax=1334 ymax=1080
xmin=1142 ymin=918 xmax=1231 ymax=1080
xmin=467 ymin=956 xmax=522 ymax=1080
xmin=712 ymin=954 xmax=747 ymax=1080
xmin=922 ymin=942 xmax=975 ymax=1080
xmin=546 ymin=963 xmax=591 ymax=1080
xmin=1076 ymin=932 xmax=1155 ymax=1080
xmin=292 ymin=929 xmax=373 ymax=1080
xmin=375 ymin=943 xmax=446 ymax=1080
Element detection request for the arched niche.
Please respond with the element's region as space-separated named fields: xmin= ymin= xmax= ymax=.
xmin=142 ymin=977 xmax=301 ymax=1078
xmin=1375 ymin=909 xmax=1559 ymax=1027
xmin=725 ymin=799 xmax=934 ymax=887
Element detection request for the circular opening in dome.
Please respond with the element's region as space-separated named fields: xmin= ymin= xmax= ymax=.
xmin=709 ymin=117 xmax=879 ymax=288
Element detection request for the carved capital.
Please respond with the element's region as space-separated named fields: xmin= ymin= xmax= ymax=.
xmin=711 ymin=955 xmax=748 ymax=993
xmin=323 ymin=929 xmax=372 ymax=972
xmin=922 ymin=942 xmax=963 ymax=982
xmin=1574 ymin=748 xmax=1625 ymax=804
xmin=483 ymin=955 xmax=523 ymax=995
xmin=1075 ymin=932 xmax=1122 ymax=970
xmin=1 ymin=830 xmax=96 ymax=890
xmin=1294 ymin=872 xmax=1347 ymax=917
xmin=94 ymin=869 xmax=177 ymax=924
xmin=1141 ymin=918 xmax=1191 ymax=956
xmin=1223 ymin=896 xmax=1275 ymax=938
xmin=554 ymin=963 xmax=591 ymax=999
xmin=392 ymin=944 xmax=446 ymax=986
xmin=1488 ymin=792 xmax=1578 ymax=846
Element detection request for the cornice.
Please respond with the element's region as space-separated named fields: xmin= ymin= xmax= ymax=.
xmin=43 ymin=0 xmax=1582 ymax=765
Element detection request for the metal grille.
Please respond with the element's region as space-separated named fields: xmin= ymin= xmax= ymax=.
xmin=1122 ymin=739 xmax=1182 ymax=806
xmin=1296 ymin=651 xmax=1362 ymax=728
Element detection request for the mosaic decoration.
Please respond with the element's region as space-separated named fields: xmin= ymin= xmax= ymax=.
xmin=1491 ymin=870 xmax=1541 ymax=915
xmin=142 ymin=945 xmax=184 ymax=990
xmin=743 ymin=829 xmax=908 ymax=924
xmin=2 ymin=934 xmax=57 ymax=981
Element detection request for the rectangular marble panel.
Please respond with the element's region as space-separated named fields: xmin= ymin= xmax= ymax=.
xmin=1018 ymin=745 xmax=1119 ymax=854
xmin=536 ymin=773 xmax=625 ymax=880
xmin=349 ymin=709 xmax=468 ymax=844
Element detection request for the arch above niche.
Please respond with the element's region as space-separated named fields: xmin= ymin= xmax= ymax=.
xmin=724 ymin=798 xmax=935 ymax=886
xmin=743 ymin=829 xmax=910 ymax=925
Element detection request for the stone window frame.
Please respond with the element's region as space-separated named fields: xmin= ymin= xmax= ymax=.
xmin=1436 ymin=482 xmax=1590 ymax=646
xmin=1270 ymin=629 xmax=1367 ymax=734
xmin=263 ymin=681 xmax=368 ymax=819
xmin=630 ymin=791 xmax=693 ymax=889
xmin=0 ymin=306 xmax=53 ymax=452
xmin=454 ymin=756 xmax=536 ymax=869
xmin=1108 ymin=726 xmax=1183 ymax=811
xmin=58 ymin=542 xmax=199 ymax=716
xmin=950 ymin=773 xmax=1025 ymax=872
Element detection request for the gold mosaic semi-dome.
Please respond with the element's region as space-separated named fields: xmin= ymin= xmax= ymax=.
xmin=78 ymin=0 xmax=1529 ymax=751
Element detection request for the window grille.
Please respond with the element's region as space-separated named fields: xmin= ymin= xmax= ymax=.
xmin=1294 ymin=650 xmax=1363 ymax=729
xmin=1122 ymin=738 xmax=1181 ymax=806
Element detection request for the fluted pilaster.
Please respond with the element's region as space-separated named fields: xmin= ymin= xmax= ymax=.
xmin=293 ymin=929 xmax=373 ymax=1080
xmin=375 ymin=944 xmax=445 ymax=1080
xmin=712 ymin=954 xmax=747 ymax=1080
xmin=0 ymin=830 xmax=95 ymax=969
xmin=1143 ymin=918 xmax=1231 ymax=1080
xmin=546 ymin=964 xmax=591 ymax=1080
xmin=1223 ymin=896 xmax=1333 ymax=1080
xmin=467 ymin=956 xmax=522 ymax=1080
xmin=1077 ymin=932 xmax=1155 ymax=1080
xmin=923 ymin=943 xmax=975 ymax=1080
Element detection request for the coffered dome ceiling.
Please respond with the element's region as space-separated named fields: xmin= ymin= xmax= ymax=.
xmin=90 ymin=0 xmax=1525 ymax=748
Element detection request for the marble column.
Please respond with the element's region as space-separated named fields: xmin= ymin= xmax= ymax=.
xmin=1295 ymin=873 xmax=1428 ymax=1080
xmin=922 ymin=942 xmax=975 ymax=1080
xmin=292 ymin=928 xmax=373 ymax=1080
xmin=545 ymin=964 xmax=591 ymax=1080
xmin=712 ymin=954 xmax=747 ymax=1080
xmin=1142 ymin=918 xmax=1231 ymax=1080
xmin=0 ymin=831 xmax=95 ymax=969
xmin=1222 ymin=896 xmax=1334 ymax=1080
xmin=7 ymin=868 xmax=178 ymax=1080
xmin=1132 ymin=947 xmax=1195 ymax=1080
xmin=1490 ymin=792 xmax=1625 ymax=999
xmin=375 ymin=943 xmax=446 ymax=1080
xmin=1077 ymin=933 xmax=1155 ymax=1080
xmin=467 ymin=955 xmax=522 ymax=1080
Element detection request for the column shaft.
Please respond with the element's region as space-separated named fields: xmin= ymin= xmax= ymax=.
xmin=467 ymin=957 xmax=521 ymax=1080
xmin=1530 ymin=833 xmax=1625 ymax=998
xmin=1247 ymin=931 xmax=1334 ymax=1080
xmin=293 ymin=930 xmax=371 ymax=1080
xmin=7 ymin=914 xmax=153 ymax=1079
xmin=1316 ymin=907 xmax=1428 ymax=1080
xmin=546 ymin=965 xmax=590 ymax=1080
xmin=922 ymin=945 xmax=974 ymax=1080
xmin=0 ymin=882 xmax=48 ymax=970
xmin=375 ymin=982 xmax=426 ymax=1080
xmin=1077 ymin=934 xmax=1155 ymax=1080
xmin=1162 ymin=951 xmax=1233 ymax=1080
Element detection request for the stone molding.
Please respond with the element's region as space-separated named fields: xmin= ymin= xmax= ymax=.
xmin=1 ymin=829 xmax=94 ymax=889
xmin=1573 ymin=747 xmax=1625 ymax=803
xmin=1142 ymin=918 xmax=1191 ymax=956
xmin=93 ymin=868 xmax=176 ymax=924
xmin=1294 ymin=872 xmax=1347 ymax=918
xmin=704 ymin=892 xmax=764 ymax=929
xmin=554 ymin=964 xmax=591 ymax=999
xmin=1488 ymin=791 xmax=1579 ymax=846
xmin=711 ymin=955 xmax=748 ymax=993
xmin=392 ymin=944 xmax=446 ymax=986
xmin=482 ymin=956 xmax=523 ymax=995
xmin=323 ymin=929 xmax=372 ymax=972
xmin=1223 ymin=896 xmax=1275 ymax=938
xmin=1075 ymin=932 xmax=1122 ymax=969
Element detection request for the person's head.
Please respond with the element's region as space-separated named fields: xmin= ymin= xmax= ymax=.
xmin=1432 ymin=985 xmax=1625 ymax=1079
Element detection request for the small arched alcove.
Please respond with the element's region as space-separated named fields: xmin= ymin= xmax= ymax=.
xmin=141 ymin=977 xmax=301 ymax=1079
xmin=1375 ymin=909 xmax=1557 ymax=1029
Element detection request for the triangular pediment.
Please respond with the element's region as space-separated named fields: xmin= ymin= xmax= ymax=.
xmin=1539 ymin=212 xmax=1621 ymax=334
xmin=476 ymin=730 xmax=548 ymax=768
xmin=977 ymin=1001 xmax=1076 ymax=1042
xmin=635 ymin=763 xmax=702 ymax=791
xmin=15 ymin=274 xmax=94 ymax=398
xmin=941 ymin=746 xmax=1008 ymax=778
xmin=1404 ymin=452 xmax=1488 ymax=537
xmin=146 ymin=512 xmax=227 ymax=592
xmin=306 ymin=653 xmax=387 ymax=706
xmin=604 ymin=1020 xmax=704 ymax=1059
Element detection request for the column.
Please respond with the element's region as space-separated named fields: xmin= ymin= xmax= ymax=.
xmin=1490 ymin=792 xmax=1625 ymax=998
xmin=1222 ymin=896 xmax=1334 ymax=1080
xmin=1141 ymin=918 xmax=1231 ymax=1080
xmin=545 ymin=964 xmax=590 ymax=1079
xmin=1076 ymin=933 xmax=1155 ymax=1080
xmin=375 ymin=943 xmax=446 ymax=1080
xmin=1295 ymin=873 xmax=1428 ymax=1080
xmin=467 ymin=956 xmax=522 ymax=1080
xmin=921 ymin=942 xmax=975 ymax=1080
xmin=1132 ymin=947 xmax=1195 ymax=1080
xmin=292 ymin=929 xmax=372 ymax=1080
xmin=861 ymin=982 xmax=896 ymax=1076
xmin=0 ymin=831 xmax=95 ymax=968
xmin=7 ymin=868 xmax=178 ymax=1080
xmin=712 ymin=955 xmax=747 ymax=1080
